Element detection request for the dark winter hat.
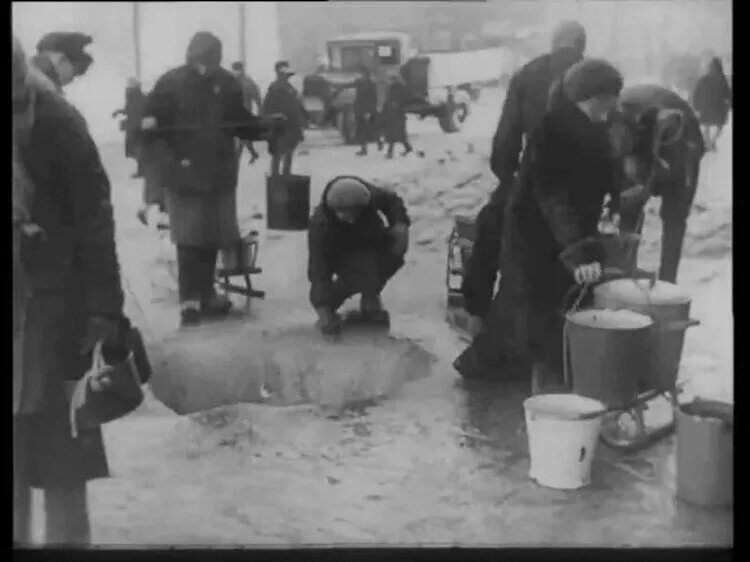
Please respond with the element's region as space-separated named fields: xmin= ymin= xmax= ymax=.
xmin=275 ymin=60 xmax=295 ymax=76
xmin=562 ymin=59 xmax=624 ymax=103
xmin=551 ymin=20 xmax=586 ymax=54
xmin=36 ymin=31 xmax=93 ymax=75
xmin=325 ymin=177 xmax=372 ymax=210
xmin=186 ymin=31 xmax=223 ymax=69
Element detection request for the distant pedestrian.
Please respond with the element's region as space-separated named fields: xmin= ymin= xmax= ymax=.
xmin=354 ymin=65 xmax=381 ymax=156
xmin=692 ymin=57 xmax=732 ymax=152
xmin=262 ymin=60 xmax=308 ymax=176
xmin=231 ymin=61 xmax=262 ymax=164
xmin=382 ymin=75 xmax=413 ymax=159
xmin=112 ymin=77 xmax=146 ymax=178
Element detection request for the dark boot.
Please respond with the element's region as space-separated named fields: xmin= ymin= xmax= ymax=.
xmin=180 ymin=301 xmax=201 ymax=326
xmin=358 ymin=294 xmax=389 ymax=325
xmin=401 ymin=143 xmax=413 ymax=157
xmin=201 ymin=293 xmax=232 ymax=317
xmin=356 ymin=146 xmax=368 ymax=157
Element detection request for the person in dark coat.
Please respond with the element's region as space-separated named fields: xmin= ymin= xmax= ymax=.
xmin=691 ymin=57 xmax=732 ymax=152
xmin=611 ymin=84 xmax=706 ymax=284
xmin=112 ymin=77 xmax=146 ymax=177
xmin=454 ymin=22 xmax=586 ymax=380
xmin=354 ymin=65 xmax=381 ymax=156
xmin=231 ymin=61 xmax=262 ymax=163
xmin=142 ymin=31 xmax=275 ymax=325
xmin=262 ymin=60 xmax=307 ymax=176
xmin=13 ymin=36 xmax=124 ymax=545
xmin=308 ymin=176 xmax=411 ymax=335
xmin=31 ymin=31 xmax=94 ymax=93
xmin=382 ymin=75 xmax=413 ymax=159
xmin=455 ymin=60 xmax=624 ymax=391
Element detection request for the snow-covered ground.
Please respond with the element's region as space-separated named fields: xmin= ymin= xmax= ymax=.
xmin=28 ymin=88 xmax=732 ymax=546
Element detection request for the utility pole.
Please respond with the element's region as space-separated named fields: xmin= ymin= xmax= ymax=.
xmin=238 ymin=2 xmax=247 ymax=67
xmin=133 ymin=2 xmax=142 ymax=80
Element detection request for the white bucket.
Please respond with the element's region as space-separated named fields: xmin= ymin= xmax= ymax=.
xmin=523 ymin=394 xmax=605 ymax=490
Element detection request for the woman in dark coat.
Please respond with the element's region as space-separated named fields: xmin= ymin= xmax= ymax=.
xmin=142 ymin=32 xmax=273 ymax=325
xmin=13 ymin=37 xmax=124 ymax=545
xmin=456 ymin=60 xmax=624 ymax=392
xmin=382 ymin=75 xmax=413 ymax=159
xmin=691 ymin=57 xmax=732 ymax=151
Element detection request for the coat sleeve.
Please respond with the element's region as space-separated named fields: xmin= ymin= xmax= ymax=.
xmin=51 ymin=110 xmax=124 ymax=318
xmin=261 ymin=84 xmax=279 ymax=116
xmin=371 ymin=186 xmax=410 ymax=227
xmin=307 ymin=213 xmax=335 ymax=309
xmin=490 ymin=71 xmax=525 ymax=187
xmin=530 ymin=124 xmax=596 ymax=267
xmin=461 ymin=196 xmax=503 ymax=318
xmin=142 ymin=72 xmax=177 ymax=145
xmin=224 ymin=78 xmax=271 ymax=142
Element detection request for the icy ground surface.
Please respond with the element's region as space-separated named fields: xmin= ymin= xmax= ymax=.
xmin=31 ymin=89 xmax=733 ymax=546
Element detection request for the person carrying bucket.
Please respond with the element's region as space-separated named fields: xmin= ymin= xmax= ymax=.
xmin=458 ymin=59 xmax=625 ymax=394
xmin=307 ymin=176 xmax=411 ymax=336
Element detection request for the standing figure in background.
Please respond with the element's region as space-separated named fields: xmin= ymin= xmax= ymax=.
xmin=14 ymin=36 xmax=125 ymax=546
xmin=691 ymin=56 xmax=732 ymax=152
xmin=231 ymin=61 xmax=262 ymax=164
xmin=112 ymin=77 xmax=146 ymax=178
xmin=382 ymin=75 xmax=413 ymax=159
xmin=142 ymin=32 xmax=275 ymax=325
xmin=354 ymin=65 xmax=381 ymax=156
xmin=30 ymin=32 xmax=93 ymax=93
xmin=308 ymin=176 xmax=410 ymax=335
xmin=262 ymin=60 xmax=307 ymax=176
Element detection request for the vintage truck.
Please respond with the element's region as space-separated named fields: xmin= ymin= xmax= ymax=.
xmin=301 ymin=32 xmax=514 ymax=144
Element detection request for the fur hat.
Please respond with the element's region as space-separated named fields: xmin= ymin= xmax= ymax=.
xmin=551 ymin=21 xmax=586 ymax=53
xmin=36 ymin=31 xmax=93 ymax=75
xmin=325 ymin=177 xmax=372 ymax=209
xmin=562 ymin=59 xmax=623 ymax=103
xmin=186 ymin=31 xmax=222 ymax=69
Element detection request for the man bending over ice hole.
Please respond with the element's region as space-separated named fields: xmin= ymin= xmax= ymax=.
xmin=308 ymin=176 xmax=411 ymax=335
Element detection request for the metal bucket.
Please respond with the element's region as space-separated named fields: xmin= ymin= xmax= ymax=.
xmin=266 ymin=174 xmax=310 ymax=231
xmin=565 ymin=309 xmax=654 ymax=406
xmin=676 ymin=399 xmax=733 ymax=508
xmin=593 ymin=279 xmax=699 ymax=391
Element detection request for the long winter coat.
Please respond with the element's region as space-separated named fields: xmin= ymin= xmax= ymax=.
xmin=307 ymin=177 xmax=410 ymax=309
xmin=262 ymin=79 xmax=306 ymax=152
xmin=14 ymin=84 xmax=123 ymax=487
xmin=692 ymin=65 xmax=732 ymax=126
xmin=494 ymin=100 xmax=619 ymax=369
xmin=143 ymin=53 xmax=268 ymax=247
xmin=120 ymin=85 xmax=146 ymax=159
xmin=382 ymin=79 xmax=409 ymax=144
xmin=490 ymin=47 xmax=583 ymax=189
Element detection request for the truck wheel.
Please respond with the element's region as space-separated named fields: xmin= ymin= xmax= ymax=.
xmin=439 ymin=102 xmax=469 ymax=134
xmin=337 ymin=108 xmax=357 ymax=145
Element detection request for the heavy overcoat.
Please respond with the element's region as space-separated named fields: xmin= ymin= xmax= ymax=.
xmin=14 ymin=85 xmax=124 ymax=487
xmin=494 ymin=100 xmax=619 ymax=369
xmin=307 ymin=177 xmax=410 ymax=309
xmin=143 ymin=37 xmax=268 ymax=247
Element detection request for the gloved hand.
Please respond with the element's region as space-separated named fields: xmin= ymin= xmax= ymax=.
xmin=390 ymin=223 xmax=409 ymax=257
xmin=79 ymin=315 xmax=120 ymax=355
xmin=315 ymin=307 xmax=342 ymax=336
xmin=467 ymin=315 xmax=485 ymax=338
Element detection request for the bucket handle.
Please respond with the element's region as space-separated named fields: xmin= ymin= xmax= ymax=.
xmin=656 ymin=318 xmax=700 ymax=332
